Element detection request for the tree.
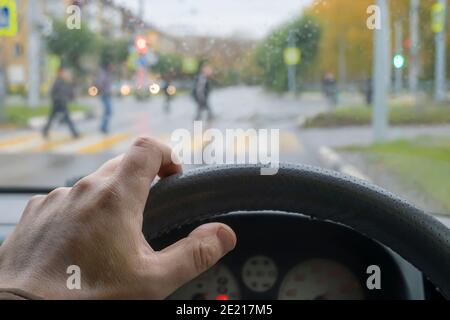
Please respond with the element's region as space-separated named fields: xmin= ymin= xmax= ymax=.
xmin=46 ymin=20 xmax=95 ymax=72
xmin=151 ymin=53 xmax=183 ymax=79
xmin=255 ymin=14 xmax=322 ymax=92
xmin=99 ymin=38 xmax=130 ymax=68
xmin=307 ymin=0 xmax=450 ymax=83
xmin=307 ymin=0 xmax=374 ymax=81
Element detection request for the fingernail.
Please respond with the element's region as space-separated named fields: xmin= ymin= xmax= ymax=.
xmin=216 ymin=226 xmax=237 ymax=254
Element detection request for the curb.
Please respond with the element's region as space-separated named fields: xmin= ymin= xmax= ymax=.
xmin=318 ymin=146 xmax=371 ymax=181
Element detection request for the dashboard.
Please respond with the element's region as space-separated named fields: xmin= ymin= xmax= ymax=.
xmin=0 ymin=193 xmax=448 ymax=300
xmin=150 ymin=212 xmax=441 ymax=300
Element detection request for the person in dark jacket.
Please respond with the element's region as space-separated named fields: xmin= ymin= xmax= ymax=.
xmin=42 ymin=67 xmax=79 ymax=139
xmin=162 ymin=79 xmax=173 ymax=114
xmin=192 ymin=63 xmax=214 ymax=121
xmin=97 ymin=63 xmax=114 ymax=134
xmin=365 ymin=76 xmax=373 ymax=106
xmin=322 ymin=72 xmax=338 ymax=107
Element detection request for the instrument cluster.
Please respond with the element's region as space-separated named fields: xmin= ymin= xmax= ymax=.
xmin=170 ymin=256 xmax=365 ymax=300
xmin=151 ymin=213 xmax=408 ymax=300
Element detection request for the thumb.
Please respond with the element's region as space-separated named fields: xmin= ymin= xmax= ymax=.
xmin=155 ymin=223 xmax=237 ymax=298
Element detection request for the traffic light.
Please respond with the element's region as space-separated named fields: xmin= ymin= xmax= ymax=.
xmin=393 ymin=54 xmax=405 ymax=69
xmin=135 ymin=36 xmax=148 ymax=54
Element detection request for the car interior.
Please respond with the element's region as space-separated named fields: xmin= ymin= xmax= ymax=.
xmin=1 ymin=0 xmax=450 ymax=302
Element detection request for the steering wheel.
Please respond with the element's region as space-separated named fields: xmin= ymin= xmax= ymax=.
xmin=143 ymin=164 xmax=450 ymax=299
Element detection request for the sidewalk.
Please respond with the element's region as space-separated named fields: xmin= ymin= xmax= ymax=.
xmin=306 ymin=126 xmax=450 ymax=216
xmin=300 ymin=124 xmax=450 ymax=149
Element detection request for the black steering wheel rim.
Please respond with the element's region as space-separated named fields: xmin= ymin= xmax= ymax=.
xmin=143 ymin=164 xmax=450 ymax=299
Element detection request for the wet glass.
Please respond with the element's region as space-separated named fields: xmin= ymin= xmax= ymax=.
xmin=0 ymin=0 xmax=448 ymax=217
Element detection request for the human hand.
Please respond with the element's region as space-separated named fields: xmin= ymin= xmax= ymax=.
xmin=0 ymin=137 xmax=236 ymax=299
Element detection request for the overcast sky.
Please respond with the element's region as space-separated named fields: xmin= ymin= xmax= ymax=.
xmin=116 ymin=0 xmax=312 ymax=39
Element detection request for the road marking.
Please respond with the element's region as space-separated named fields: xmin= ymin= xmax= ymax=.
xmin=33 ymin=136 xmax=78 ymax=152
xmin=280 ymin=132 xmax=302 ymax=153
xmin=78 ymin=133 xmax=131 ymax=154
xmin=191 ymin=133 xmax=204 ymax=152
xmin=156 ymin=133 xmax=172 ymax=143
xmin=0 ymin=133 xmax=39 ymax=149
xmin=318 ymin=146 xmax=370 ymax=181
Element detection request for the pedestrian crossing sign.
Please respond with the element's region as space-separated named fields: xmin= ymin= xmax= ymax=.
xmin=431 ymin=2 xmax=446 ymax=33
xmin=0 ymin=0 xmax=17 ymax=36
xmin=284 ymin=47 xmax=301 ymax=65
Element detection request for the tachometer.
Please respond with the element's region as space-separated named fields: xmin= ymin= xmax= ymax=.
xmin=169 ymin=264 xmax=240 ymax=300
xmin=278 ymin=259 xmax=365 ymax=300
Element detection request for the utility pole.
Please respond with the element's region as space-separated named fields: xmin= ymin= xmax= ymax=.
xmin=409 ymin=0 xmax=420 ymax=94
xmin=0 ymin=61 xmax=5 ymax=122
xmin=394 ymin=21 xmax=403 ymax=94
xmin=373 ymin=0 xmax=390 ymax=142
xmin=0 ymin=42 xmax=5 ymax=121
xmin=338 ymin=39 xmax=347 ymax=92
xmin=139 ymin=0 xmax=145 ymax=20
xmin=433 ymin=0 xmax=447 ymax=103
xmin=27 ymin=0 xmax=41 ymax=108
xmin=287 ymin=30 xmax=297 ymax=93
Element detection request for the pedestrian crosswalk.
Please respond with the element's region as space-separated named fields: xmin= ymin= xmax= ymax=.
xmin=0 ymin=130 xmax=303 ymax=156
xmin=0 ymin=131 xmax=133 ymax=155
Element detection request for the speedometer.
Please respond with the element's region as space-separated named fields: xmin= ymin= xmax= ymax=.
xmin=169 ymin=264 xmax=240 ymax=300
xmin=278 ymin=259 xmax=365 ymax=300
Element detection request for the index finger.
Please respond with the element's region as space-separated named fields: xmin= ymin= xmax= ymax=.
xmin=114 ymin=136 xmax=182 ymax=205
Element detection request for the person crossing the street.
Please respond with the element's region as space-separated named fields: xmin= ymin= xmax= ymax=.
xmin=42 ymin=67 xmax=80 ymax=139
xmin=193 ymin=63 xmax=214 ymax=121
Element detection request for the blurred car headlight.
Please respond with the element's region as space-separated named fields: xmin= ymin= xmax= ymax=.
xmin=149 ymin=83 xmax=161 ymax=95
xmin=167 ymin=85 xmax=177 ymax=96
xmin=88 ymin=86 xmax=98 ymax=97
xmin=120 ymin=84 xmax=131 ymax=96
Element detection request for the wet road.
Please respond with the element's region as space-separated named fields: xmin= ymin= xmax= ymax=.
xmin=0 ymin=86 xmax=329 ymax=187
xmin=0 ymin=86 xmax=449 ymax=221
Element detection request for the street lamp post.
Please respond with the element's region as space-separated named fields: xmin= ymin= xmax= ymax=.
xmin=394 ymin=21 xmax=403 ymax=94
xmin=27 ymin=0 xmax=41 ymax=108
xmin=409 ymin=0 xmax=420 ymax=95
xmin=433 ymin=0 xmax=447 ymax=103
xmin=0 ymin=63 xmax=5 ymax=122
xmin=139 ymin=0 xmax=145 ymax=20
xmin=373 ymin=0 xmax=390 ymax=142
xmin=287 ymin=30 xmax=297 ymax=93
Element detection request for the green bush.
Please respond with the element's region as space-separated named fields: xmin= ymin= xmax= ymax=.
xmin=4 ymin=104 xmax=90 ymax=125
xmin=303 ymin=105 xmax=450 ymax=128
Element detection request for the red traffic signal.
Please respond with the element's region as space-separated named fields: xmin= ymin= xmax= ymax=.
xmin=135 ymin=36 xmax=148 ymax=54
xmin=403 ymin=38 xmax=412 ymax=50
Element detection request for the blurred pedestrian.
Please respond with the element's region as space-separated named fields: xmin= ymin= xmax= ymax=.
xmin=322 ymin=72 xmax=338 ymax=107
xmin=365 ymin=77 xmax=373 ymax=106
xmin=43 ymin=67 xmax=79 ymax=139
xmin=162 ymin=79 xmax=173 ymax=114
xmin=192 ymin=63 xmax=214 ymax=121
xmin=96 ymin=63 xmax=114 ymax=134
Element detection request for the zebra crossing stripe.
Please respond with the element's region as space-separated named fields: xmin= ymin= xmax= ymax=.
xmin=0 ymin=133 xmax=39 ymax=149
xmin=78 ymin=133 xmax=131 ymax=154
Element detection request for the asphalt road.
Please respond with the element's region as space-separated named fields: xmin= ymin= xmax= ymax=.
xmin=0 ymin=86 xmax=449 ymax=223
xmin=0 ymin=86 xmax=330 ymax=187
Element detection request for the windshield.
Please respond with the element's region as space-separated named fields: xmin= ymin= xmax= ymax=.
xmin=0 ymin=0 xmax=449 ymax=216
